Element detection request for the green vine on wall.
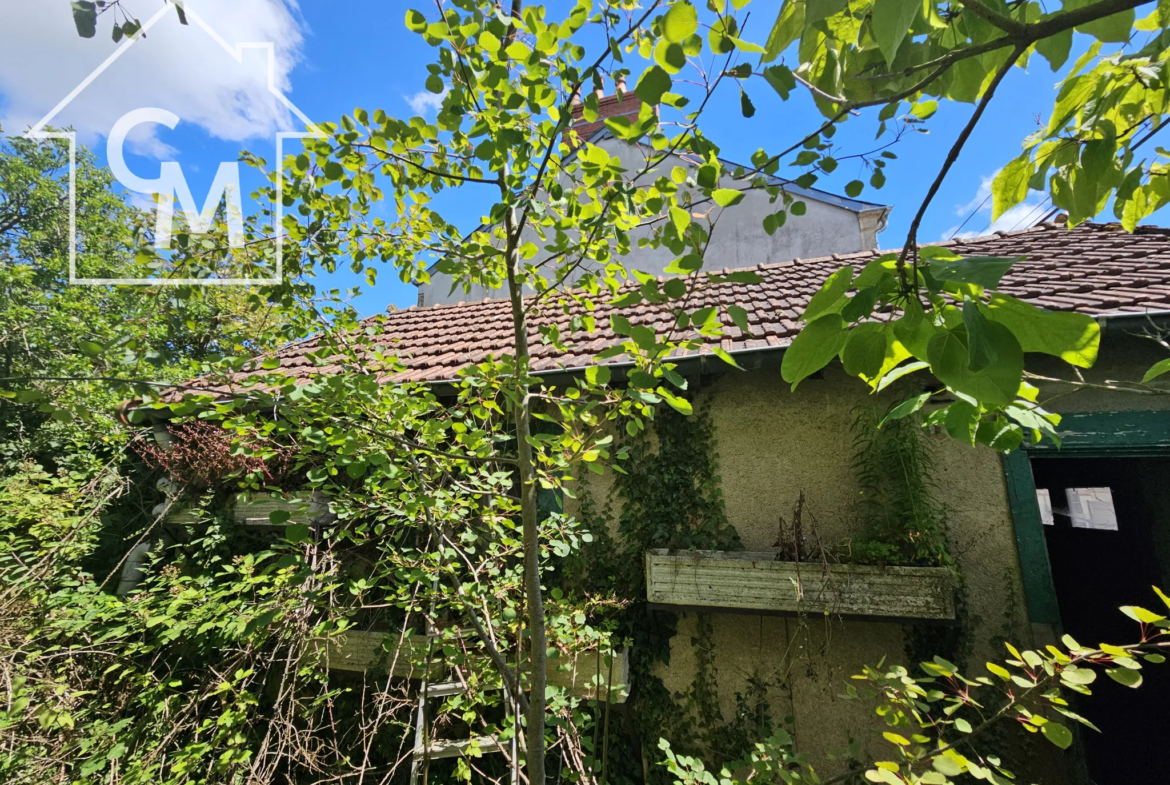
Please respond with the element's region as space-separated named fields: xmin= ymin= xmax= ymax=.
xmin=558 ymin=401 xmax=756 ymax=784
xmin=850 ymin=405 xmax=971 ymax=670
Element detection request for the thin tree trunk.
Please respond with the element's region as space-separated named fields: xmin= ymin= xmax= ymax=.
xmin=503 ymin=206 xmax=547 ymax=785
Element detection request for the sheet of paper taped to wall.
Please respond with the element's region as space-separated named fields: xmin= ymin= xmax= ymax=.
xmin=1036 ymin=488 xmax=1055 ymax=526
xmin=1066 ymin=487 xmax=1118 ymax=531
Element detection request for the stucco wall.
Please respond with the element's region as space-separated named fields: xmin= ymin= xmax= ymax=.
xmin=566 ymin=361 xmax=1030 ymax=764
xmin=562 ymin=327 xmax=1167 ymax=772
xmin=1030 ymin=323 xmax=1170 ymax=413
xmin=417 ymin=138 xmax=888 ymax=307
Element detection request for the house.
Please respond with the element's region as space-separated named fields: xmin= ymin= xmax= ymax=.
xmin=210 ymin=218 xmax=1170 ymax=783
xmin=416 ymin=87 xmax=890 ymax=307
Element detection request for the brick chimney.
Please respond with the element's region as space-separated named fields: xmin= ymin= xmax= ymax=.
xmin=566 ymin=76 xmax=644 ymax=144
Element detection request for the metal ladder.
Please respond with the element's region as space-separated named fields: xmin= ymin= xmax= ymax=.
xmin=408 ymin=673 xmax=520 ymax=785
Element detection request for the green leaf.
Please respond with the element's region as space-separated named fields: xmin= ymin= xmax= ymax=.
xmin=881 ymin=392 xmax=932 ymax=426
xmin=712 ymin=346 xmax=742 ymax=369
xmin=1041 ymin=721 xmax=1073 ymax=749
xmin=841 ymin=323 xmax=888 ymax=378
xmin=659 ymin=389 xmax=694 ymax=415
xmin=871 ymin=0 xmax=918 ymax=66
xmin=944 ymin=400 xmax=980 ymax=444
xmin=911 ymin=100 xmax=938 ymax=120
xmin=268 ymin=510 xmax=292 ymax=526
xmin=71 ymin=1 xmax=97 ymax=38
xmin=763 ymin=65 xmax=797 ymax=100
xmin=932 ymin=755 xmax=964 ymax=777
xmin=844 ymin=180 xmax=864 ymax=198
xmin=664 ymin=253 xmax=704 ymax=274
xmin=962 ymin=298 xmax=998 ymax=372
xmin=655 ymin=40 xmax=687 ymax=72
xmin=803 ymin=266 xmax=854 ymax=322
xmin=740 ymin=89 xmax=756 ymax=118
xmin=285 ymin=523 xmax=311 ymax=544
xmin=874 ymin=360 xmax=929 ymax=393
xmin=1107 ymin=666 xmax=1143 ymax=688
xmin=986 ymin=662 xmax=1012 ymax=681
xmin=479 ymin=30 xmax=502 ymax=51
xmin=405 ymin=9 xmax=428 ymax=32
xmin=1036 ymin=28 xmax=1072 ymax=71
xmin=929 ymin=256 xmax=1018 ymax=290
xmin=1121 ymin=604 xmax=1166 ymax=623
xmin=928 ymin=323 xmax=1024 ymax=407
xmin=781 ymin=314 xmax=848 ymax=389
xmin=762 ymin=0 xmax=805 ymax=62
xmin=993 ymin=154 xmax=1035 ymax=221
xmin=728 ymin=305 xmax=751 ymax=335
xmin=79 ymin=340 xmax=104 ymax=357
xmin=670 ymin=205 xmax=691 ymax=235
xmin=585 ymin=365 xmax=611 ymax=386
xmin=1143 ymin=358 xmax=1170 ymax=383
xmin=1079 ymin=8 xmax=1136 ymax=42
xmin=175 ymin=3 xmax=188 ymax=24
xmin=712 ymin=189 xmax=744 ymax=207
xmin=985 ymin=294 xmax=1100 ymax=368
xmin=635 ymin=65 xmax=673 ymax=106
xmin=663 ymin=1 xmax=699 ymax=43
xmin=805 ymin=0 xmax=847 ymax=26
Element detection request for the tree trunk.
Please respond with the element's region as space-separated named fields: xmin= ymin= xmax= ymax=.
xmin=504 ymin=210 xmax=547 ymax=785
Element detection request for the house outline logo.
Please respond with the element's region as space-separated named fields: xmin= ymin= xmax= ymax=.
xmin=24 ymin=0 xmax=326 ymax=286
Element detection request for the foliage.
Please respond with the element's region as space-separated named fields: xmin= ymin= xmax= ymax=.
xmin=849 ymin=408 xmax=950 ymax=568
xmin=134 ymin=420 xmax=295 ymax=489
xmin=25 ymin=0 xmax=1170 ymax=782
xmin=660 ymin=592 xmax=1170 ymax=784
xmin=0 ymin=132 xmax=282 ymax=473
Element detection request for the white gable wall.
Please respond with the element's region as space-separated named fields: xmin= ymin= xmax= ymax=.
xmin=417 ymin=137 xmax=888 ymax=307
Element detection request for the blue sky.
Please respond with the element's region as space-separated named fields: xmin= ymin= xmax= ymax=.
xmin=1 ymin=1 xmax=1158 ymax=316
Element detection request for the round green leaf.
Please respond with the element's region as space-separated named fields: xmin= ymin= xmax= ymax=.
xmin=1041 ymin=720 xmax=1073 ymax=749
xmin=663 ymin=1 xmax=699 ymax=43
xmin=635 ymin=65 xmax=673 ymax=105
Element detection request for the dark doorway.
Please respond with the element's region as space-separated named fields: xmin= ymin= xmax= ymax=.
xmin=1030 ymin=456 xmax=1170 ymax=785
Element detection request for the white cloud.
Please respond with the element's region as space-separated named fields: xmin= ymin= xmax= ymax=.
xmin=405 ymin=89 xmax=447 ymax=117
xmin=0 ymin=0 xmax=305 ymax=154
xmin=942 ymin=173 xmax=1050 ymax=241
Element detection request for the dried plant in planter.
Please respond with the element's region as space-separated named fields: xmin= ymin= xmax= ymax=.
xmin=772 ymin=490 xmax=835 ymax=565
xmin=135 ymin=420 xmax=294 ymax=489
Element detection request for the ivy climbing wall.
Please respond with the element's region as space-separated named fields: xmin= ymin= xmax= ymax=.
xmin=564 ymin=359 xmax=1033 ymax=771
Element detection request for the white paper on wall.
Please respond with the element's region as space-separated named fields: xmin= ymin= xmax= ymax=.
xmin=1036 ymin=488 xmax=1054 ymax=526
xmin=1066 ymin=487 xmax=1119 ymax=531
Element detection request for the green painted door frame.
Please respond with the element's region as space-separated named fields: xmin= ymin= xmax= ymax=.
xmin=1002 ymin=410 xmax=1170 ymax=626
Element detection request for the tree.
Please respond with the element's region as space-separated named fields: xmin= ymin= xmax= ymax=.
xmin=0 ymin=131 xmax=285 ymax=470
xmin=22 ymin=0 xmax=1170 ymax=782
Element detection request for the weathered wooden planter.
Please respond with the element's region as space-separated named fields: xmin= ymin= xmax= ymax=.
xmin=328 ymin=631 xmax=630 ymax=703
xmin=232 ymin=491 xmax=331 ymax=527
xmin=644 ymin=550 xmax=955 ymax=621
xmin=166 ymin=491 xmax=330 ymax=527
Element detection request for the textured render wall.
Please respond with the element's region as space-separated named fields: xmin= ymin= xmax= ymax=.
xmin=417 ymin=138 xmax=887 ymax=307
xmin=567 ymin=362 xmax=1031 ymax=763
xmin=1031 ymin=326 xmax=1170 ymax=413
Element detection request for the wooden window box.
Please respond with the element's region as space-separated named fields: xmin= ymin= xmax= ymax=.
xmin=166 ymin=491 xmax=330 ymax=527
xmin=644 ymin=549 xmax=955 ymax=621
xmin=328 ymin=631 xmax=630 ymax=703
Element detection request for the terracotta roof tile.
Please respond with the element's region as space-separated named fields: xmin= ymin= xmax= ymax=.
xmin=219 ymin=221 xmax=1170 ymax=388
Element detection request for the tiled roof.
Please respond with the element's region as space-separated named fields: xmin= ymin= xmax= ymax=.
xmin=249 ymin=221 xmax=1170 ymax=386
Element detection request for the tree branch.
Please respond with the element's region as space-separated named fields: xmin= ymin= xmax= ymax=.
xmin=896 ymin=46 xmax=1024 ymax=283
